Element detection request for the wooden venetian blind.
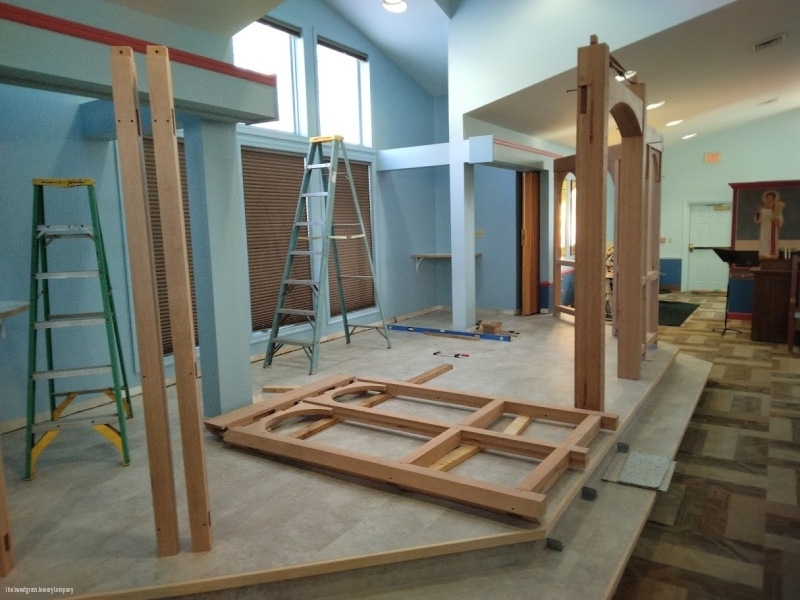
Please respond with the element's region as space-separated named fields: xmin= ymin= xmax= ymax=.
xmin=241 ymin=147 xmax=311 ymax=332
xmin=328 ymin=157 xmax=375 ymax=317
xmin=138 ymin=142 xmax=375 ymax=348
xmin=142 ymin=138 xmax=198 ymax=355
xmin=241 ymin=147 xmax=374 ymax=330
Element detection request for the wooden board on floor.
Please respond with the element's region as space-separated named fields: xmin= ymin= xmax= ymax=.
xmin=217 ymin=375 xmax=618 ymax=522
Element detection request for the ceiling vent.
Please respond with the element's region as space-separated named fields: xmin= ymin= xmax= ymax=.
xmin=753 ymin=33 xmax=785 ymax=52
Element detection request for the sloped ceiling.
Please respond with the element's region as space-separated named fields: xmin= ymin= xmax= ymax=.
xmin=99 ymin=0 xmax=800 ymax=149
xmin=101 ymin=0 xmax=283 ymax=36
xmin=466 ymin=0 xmax=800 ymax=147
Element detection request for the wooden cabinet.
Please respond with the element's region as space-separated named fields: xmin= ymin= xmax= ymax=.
xmin=751 ymin=259 xmax=791 ymax=343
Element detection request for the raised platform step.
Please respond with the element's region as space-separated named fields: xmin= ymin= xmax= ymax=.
xmin=181 ymin=352 xmax=708 ymax=600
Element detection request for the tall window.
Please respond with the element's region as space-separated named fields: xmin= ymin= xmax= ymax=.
xmin=233 ymin=19 xmax=304 ymax=134
xmin=316 ymin=40 xmax=371 ymax=147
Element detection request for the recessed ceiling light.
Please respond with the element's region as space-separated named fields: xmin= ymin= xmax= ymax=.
xmin=646 ymin=101 xmax=665 ymax=110
xmin=682 ymin=133 xmax=697 ymax=140
xmin=615 ymin=70 xmax=636 ymax=82
xmin=666 ymin=119 xmax=684 ymax=127
xmin=383 ymin=0 xmax=407 ymax=13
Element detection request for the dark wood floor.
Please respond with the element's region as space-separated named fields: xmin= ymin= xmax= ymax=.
xmin=614 ymin=292 xmax=800 ymax=600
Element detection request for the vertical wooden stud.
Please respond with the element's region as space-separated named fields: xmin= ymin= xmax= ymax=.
xmin=146 ymin=45 xmax=213 ymax=552
xmin=615 ymin=82 xmax=646 ymax=381
xmin=521 ymin=171 xmax=540 ymax=315
xmin=574 ymin=39 xmax=609 ymax=411
xmin=0 ymin=442 xmax=14 ymax=576
xmin=109 ymin=46 xmax=180 ymax=557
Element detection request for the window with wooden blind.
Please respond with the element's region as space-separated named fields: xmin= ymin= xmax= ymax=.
xmin=241 ymin=146 xmax=375 ymax=331
xmin=328 ymin=156 xmax=375 ymax=317
xmin=138 ymin=141 xmax=375 ymax=352
xmin=142 ymin=138 xmax=198 ymax=355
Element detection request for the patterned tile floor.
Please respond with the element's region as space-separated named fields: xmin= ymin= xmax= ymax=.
xmin=614 ymin=292 xmax=800 ymax=600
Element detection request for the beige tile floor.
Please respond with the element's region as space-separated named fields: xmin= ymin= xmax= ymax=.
xmin=0 ymin=306 xmax=708 ymax=599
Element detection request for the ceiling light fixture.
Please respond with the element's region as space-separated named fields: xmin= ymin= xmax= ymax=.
xmin=682 ymin=133 xmax=697 ymax=140
xmin=646 ymin=101 xmax=665 ymax=110
xmin=666 ymin=119 xmax=683 ymax=127
xmin=383 ymin=0 xmax=407 ymax=13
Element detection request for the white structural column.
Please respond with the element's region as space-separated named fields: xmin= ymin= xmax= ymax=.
xmin=449 ymin=134 xmax=476 ymax=331
xmin=183 ymin=119 xmax=253 ymax=418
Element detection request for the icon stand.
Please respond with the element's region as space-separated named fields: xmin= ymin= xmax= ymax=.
xmin=711 ymin=248 xmax=759 ymax=335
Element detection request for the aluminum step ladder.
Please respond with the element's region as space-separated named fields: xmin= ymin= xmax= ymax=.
xmin=25 ymin=178 xmax=132 ymax=479
xmin=263 ymin=135 xmax=390 ymax=374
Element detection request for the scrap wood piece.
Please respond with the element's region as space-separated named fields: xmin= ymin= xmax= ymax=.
xmin=224 ymin=421 xmax=547 ymax=522
xmin=262 ymin=384 xmax=298 ymax=393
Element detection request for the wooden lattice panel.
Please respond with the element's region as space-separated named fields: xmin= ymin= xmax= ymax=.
xmin=207 ymin=374 xmax=618 ymax=522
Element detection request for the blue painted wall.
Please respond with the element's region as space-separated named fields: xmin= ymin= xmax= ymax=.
xmin=660 ymin=109 xmax=800 ymax=289
xmin=0 ymin=84 xmax=136 ymax=424
xmin=474 ymin=165 xmax=518 ymax=311
xmin=0 ymin=0 xmax=441 ymax=424
xmin=657 ymin=108 xmax=800 ymax=313
xmin=660 ymin=258 xmax=682 ymax=289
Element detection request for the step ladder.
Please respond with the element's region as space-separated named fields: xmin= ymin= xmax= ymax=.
xmin=25 ymin=178 xmax=132 ymax=480
xmin=263 ymin=135 xmax=391 ymax=374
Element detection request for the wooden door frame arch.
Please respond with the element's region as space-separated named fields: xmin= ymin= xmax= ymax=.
xmin=558 ymin=36 xmax=662 ymax=412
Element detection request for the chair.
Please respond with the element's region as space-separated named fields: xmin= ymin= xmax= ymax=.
xmin=787 ymin=255 xmax=800 ymax=352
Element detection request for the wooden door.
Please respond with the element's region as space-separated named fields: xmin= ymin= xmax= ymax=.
xmin=521 ymin=171 xmax=540 ymax=315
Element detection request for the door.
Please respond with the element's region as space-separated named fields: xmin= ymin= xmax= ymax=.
xmin=521 ymin=171 xmax=540 ymax=315
xmin=687 ymin=203 xmax=732 ymax=291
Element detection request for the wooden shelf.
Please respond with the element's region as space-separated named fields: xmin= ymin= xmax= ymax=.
xmin=412 ymin=253 xmax=482 ymax=272
xmin=0 ymin=301 xmax=28 ymax=320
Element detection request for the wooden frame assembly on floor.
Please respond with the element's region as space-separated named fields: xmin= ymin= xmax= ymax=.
xmin=207 ymin=374 xmax=618 ymax=522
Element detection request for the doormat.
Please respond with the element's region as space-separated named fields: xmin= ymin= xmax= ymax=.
xmin=658 ymin=301 xmax=699 ymax=327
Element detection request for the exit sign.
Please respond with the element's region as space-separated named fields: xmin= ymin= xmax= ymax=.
xmin=704 ymin=151 xmax=721 ymax=164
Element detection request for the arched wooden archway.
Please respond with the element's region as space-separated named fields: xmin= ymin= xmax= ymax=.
xmin=561 ymin=36 xmax=663 ymax=412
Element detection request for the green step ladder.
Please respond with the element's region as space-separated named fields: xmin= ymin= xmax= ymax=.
xmin=263 ymin=135 xmax=391 ymax=374
xmin=25 ymin=178 xmax=132 ymax=480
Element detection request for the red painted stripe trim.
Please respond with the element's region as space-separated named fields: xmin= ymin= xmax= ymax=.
xmin=727 ymin=312 xmax=752 ymax=321
xmin=493 ymin=138 xmax=563 ymax=159
xmin=0 ymin=2 xmax=276 ymax=87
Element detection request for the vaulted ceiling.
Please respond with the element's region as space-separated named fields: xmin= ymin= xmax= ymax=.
xmin=100 ymin=0 xmax=800 ymax=149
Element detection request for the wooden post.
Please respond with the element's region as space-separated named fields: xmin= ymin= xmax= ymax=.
xmin=574 ymin=38 xmax=609 ymax=411
xmin=613 ymin=82 xmax=646 ymax=380
xmin=146 ymin=45 xmax=213 ymax=552
xmin=521 ymin=171 xmax=540 ymax=315
xmin=0 ymin=442 xmax=13 ymax=576
xmin=109 ymin=46 xmax=180 ymax=557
